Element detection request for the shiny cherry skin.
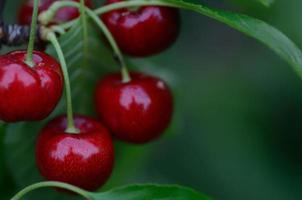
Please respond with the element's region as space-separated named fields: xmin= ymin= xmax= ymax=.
xmin=0 ymin=50 xmax=63 ymax=122
xmin=18 ymin=0 xmax=93 ymax=25
xmin=101 ymin=0 xmax=180 ymax=57
xmin=36 ymin=115 xmax=114 ymax=191
xmin=95 ymin=72 xmax=173 ymax=144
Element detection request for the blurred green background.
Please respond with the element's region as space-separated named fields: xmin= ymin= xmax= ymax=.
xmin=1 ymin=0 xmax=302 ymax=200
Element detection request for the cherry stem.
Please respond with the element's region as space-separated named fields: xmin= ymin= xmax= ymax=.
xmin=50 ymin=25 xmax=66 ymax=35
xmin=47 ymin=32 xmax=79 ymax=134
xmin=85 ymin=8 xmax=131 ymax=82
xmin=25 ymin=0 xmax=39 ymax=67
xmin=10 ymin=181 xmax=92 ymax=200
xmin=94 ymin=0 xmax=178 ymax=15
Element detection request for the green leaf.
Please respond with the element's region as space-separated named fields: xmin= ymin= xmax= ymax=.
xmin=158 ymin=0 xmax=302 ymax=78
xmin=92 ymin=184 xmax=212 ymax=200
xmin=10 ymin=182 xmax=212 ymax=200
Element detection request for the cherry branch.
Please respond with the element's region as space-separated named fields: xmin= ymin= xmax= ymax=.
xmin=0 ymin=23 xmax=43 ymax=48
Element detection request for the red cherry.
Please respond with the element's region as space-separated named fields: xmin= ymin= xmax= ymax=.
xmin=18 ymin=0 xmax=93 ymax=25
xmin=101 ymin=0 xmax=180 ymax=57
xmin=95 ymin=72 xmax=173 ymax=144
xmin=0 ymin=50 xmax=63 ymax=122
xmin=36 ymin=115 xmax=114 ymax=191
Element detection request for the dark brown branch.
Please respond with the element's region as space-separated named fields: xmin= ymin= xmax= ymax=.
xmin=0 ymin=23 xmax=44 ymax=48
xmin=0 ymin=1 xmax=46 ymax=49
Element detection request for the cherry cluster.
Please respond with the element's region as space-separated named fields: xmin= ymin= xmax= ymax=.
xmin=0 ymin=0 xmax=179 ymax=192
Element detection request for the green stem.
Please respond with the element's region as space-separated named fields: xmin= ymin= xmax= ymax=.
xmin=121 ymin=64 xmax=131 ymax=83
xmin=94 ymin=0 xmax=178 ymax=15
xmin=85 ymin=9 xmax=130 ymax=82
xmin=25 ymin=0 xmax=40 ymax=67
xmin=10 ymin=181 xmax=92 ymax=200
xmin=59 ymin=19 xmax=76 ymax=30
xmin=47 ymin=32 xmax=79 ymax=134
xmin=79 ymin=0 xmax=88 ymax=38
